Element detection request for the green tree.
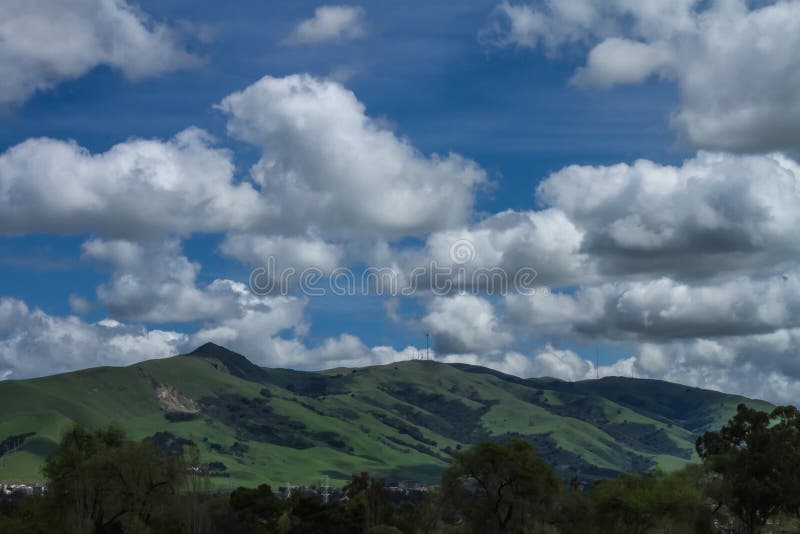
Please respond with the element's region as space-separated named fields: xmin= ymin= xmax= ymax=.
xmin=228 ymin=484 xmax=283 ymax=533
xmin=181 ymin=445 xmax=213 ymax=534
xmin=550 ymin=477 xmax=590 ymax=534
xmin=696 ymin=403 xmax=800 ymax=533
xmin=588 ymin=466 xmax=711 ymax=534
xmin=43 ymin=424 xmax=184 ymax=534
xmin=343 ymin=471 xmax=390 ymax=532
xmin=0 ymin=496 xmax=49 ymax=534
xmin=437 ymin=439 xmax=561 ymax=533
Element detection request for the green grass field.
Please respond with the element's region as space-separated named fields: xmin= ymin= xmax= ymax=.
xmin=0 ymin=343 xmax=773 ymax=489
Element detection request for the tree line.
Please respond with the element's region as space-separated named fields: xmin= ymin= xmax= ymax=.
xmin=2 ymin=403 xmax=800 ymax=533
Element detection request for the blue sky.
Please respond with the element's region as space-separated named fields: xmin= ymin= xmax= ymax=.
xmin=3 ymin=0 xmax=800 ymax=403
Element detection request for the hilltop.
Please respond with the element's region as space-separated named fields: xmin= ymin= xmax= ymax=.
xmin=0 ymin=343 xmax=772 ymax=488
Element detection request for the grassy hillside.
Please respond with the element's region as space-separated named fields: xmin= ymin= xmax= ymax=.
xmin=0 ymin=343 xmax=773 ymax=489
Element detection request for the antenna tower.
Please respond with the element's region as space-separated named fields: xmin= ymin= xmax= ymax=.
xmin=595 ymin=348 xmax=599 ymax=380
xmin=426 ymin=332 xmax=430 ymax=360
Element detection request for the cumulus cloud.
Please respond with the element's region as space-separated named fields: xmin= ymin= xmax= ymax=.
xmin=218 ymin=74 xmax=486 ymax=238
xmin=435 ymin=336 xmax=800 ymax=404
xmin=420 ymin=208 xmax=587 ymax=288
xmin=485 ymin=0 xmax=800 ymax=152
xmin=0 ymin=0 xmax=198 ymax=106
xmin=443 ymin=346 xmax=594 ymax=381
xmin=354 ymin=208 xmax=585 ymax=298
xmin=0 ymin=297 xmax=189 ymax=379
xmin=499 ymin=274 xmax=800 ymax=403
xmin=83 ymin=238 xmax=237 ymax=323
xmin=630 ymin=332 xmax=800 ymax=404
xmin=83 ymin=238 xmax=309 ymax=328
xmin=422 ymin=294 xmax=513 ymax=355
xmin=0 ymin=128 xmax=261 ymax=238
xmin=437 ymin=345 xmax=635 ymax=382
xmin=506 ymin=272 xmax=800 ymax=341
xmin=482 ymin=0 xmax=694 ymax=51
xmin=537 ymin=151 xmax=800 ymax=280
xmin=572 ymin=38 xmax=673 ymax=87
xmin=0 ymin=293 xmax=416 ymax=379
xmin=376 ymin=150 xmax=800 ymax=291
xmin=1 ymin=74 xmax=487 ymax=251
xmin=251 ymin=333 xmax=420 ymax=370
xmin=525 ymin=345 xmax=594 ymax=380
xmin=220 ymin=233 xmax=344 ymax=274
xmin=285 ymin=5 xmax=365 ymax=45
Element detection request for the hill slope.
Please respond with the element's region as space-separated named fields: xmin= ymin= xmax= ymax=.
xmin=0 ymin=343 xmax=773 ymax=488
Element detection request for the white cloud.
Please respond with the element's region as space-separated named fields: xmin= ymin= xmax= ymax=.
xmin=506 ymin=272 xmax=800 ymax=341
xmin=0 ymin=297 xmax=189 ymax=379
xmin=218 ymin=74 xmax=486 ymax=238
xmin=526 ymin=345 xmax=594 ymax=381
xmin=0 ymin=293 xmax=413 ymax=379
xmin=279 ymin=334 xmax=419 ymax=370
xmin=437 ymin=346 xmax=636 ymax=382
xmin=499 ymin=275 xmax=800 ymax=403
xmin=437 ymin=337 xmax=800 ymax=404
xmin=482 ymin=0 xmax=694 ymax=51
xmin=0 ymin=0 xmax=199 ymax=106
xmin=220 ymin=233 xmax=344 ymax=274
xmin=572 ymin=38 xmax=673 ymax=87
xmin=630 ymin=332 xmax=800 ymax=404
xmin=422 ymin=294 xmax=513 ymax=355
xmin=355 ymin=207 xmax=586 ymax=298
xmin=420 ymin=208 xmax=587 ymax=287
xmin=285 ymin=5 xmax=366 ymax=45
xmin=537 ymin=151 xmax=800 ymax=279
xmin=1 ymin=74 xmax=486 ymax=250
xmin=0 ymin=128 xmax=262 ymax=238
xmin=486 ymin=0 xmax=800 ymax=152
xmin=373 ymin=151 xmax=800 ymax=292
xmin=83 ymin=238 xmax=309 ymax=329
xmin=446 ymin=346 xmax=594 ymax=381
xmin=188 ymin=284 xmax=308 ymax=356
xmin=84 ymin=238 xmax=232 ymax=323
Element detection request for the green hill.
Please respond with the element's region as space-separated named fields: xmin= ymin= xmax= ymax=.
xmin=0 ymin=343 xmax=773 ymax=488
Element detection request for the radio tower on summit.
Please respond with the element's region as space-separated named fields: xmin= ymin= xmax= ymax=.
xmin=426 ymin=332 xmax=430 ymax=360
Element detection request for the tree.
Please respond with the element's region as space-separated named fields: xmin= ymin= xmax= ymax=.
xmin=588 ymin=466 xmax=712 ymax=534
xmin=181 ymin=445 xmax=213 ymax=534
xmin=343 ymin=472 xmax=390 ymax=532
xmin=0 ymin=496 xmax=49 ymax=534
xmin=550 ymin=477 xmax=590 ymax=534
xmin=438 ymin=439 xmax=561 ymax=533
xmin=228 ymin=484 xmax=283 ymax=533
xmin=696 ymin=403 xmax=800 ymax=533
xmin=43 ymin=424 xmax=184 ymax=534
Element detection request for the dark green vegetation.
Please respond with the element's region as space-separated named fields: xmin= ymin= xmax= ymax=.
xmin=0 ymin=343 xmax=772 ymax=488
xmin=6 ymin=405 xmax=800 ymax=533
xmin=696 ymin=404 xmax=800 ymax=533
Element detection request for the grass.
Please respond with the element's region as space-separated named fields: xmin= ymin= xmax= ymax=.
xmin=0 ymin=343 xmax=773 ymax=488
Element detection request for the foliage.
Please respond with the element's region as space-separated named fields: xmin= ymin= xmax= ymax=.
xmin=588 ymin=466 xmax=712 ymax=534
xmin=696 ymin=403 xmax=800 ymax=533
xmin=437 ymin=439 xmax=562 ymax=533
xmin=0 ymin=345 xmax=774 ymax=488
xmin=8 ymin=403 xmax=800 ymax=533
xmin=42 ymin=424 xmax=185 ymax=533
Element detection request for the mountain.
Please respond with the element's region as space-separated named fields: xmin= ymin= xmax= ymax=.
xmin=0 ymin=343 xmax=773 ymax=488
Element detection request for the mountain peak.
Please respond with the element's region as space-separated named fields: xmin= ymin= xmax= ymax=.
xmin=187 ymin=342 xmax=270 ymax=383
xmin=191 ymin=342 xmax=232 ymax=355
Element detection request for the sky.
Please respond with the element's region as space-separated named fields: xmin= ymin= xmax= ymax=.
xmin=2 ymin=0 xmax=800 ymax=404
